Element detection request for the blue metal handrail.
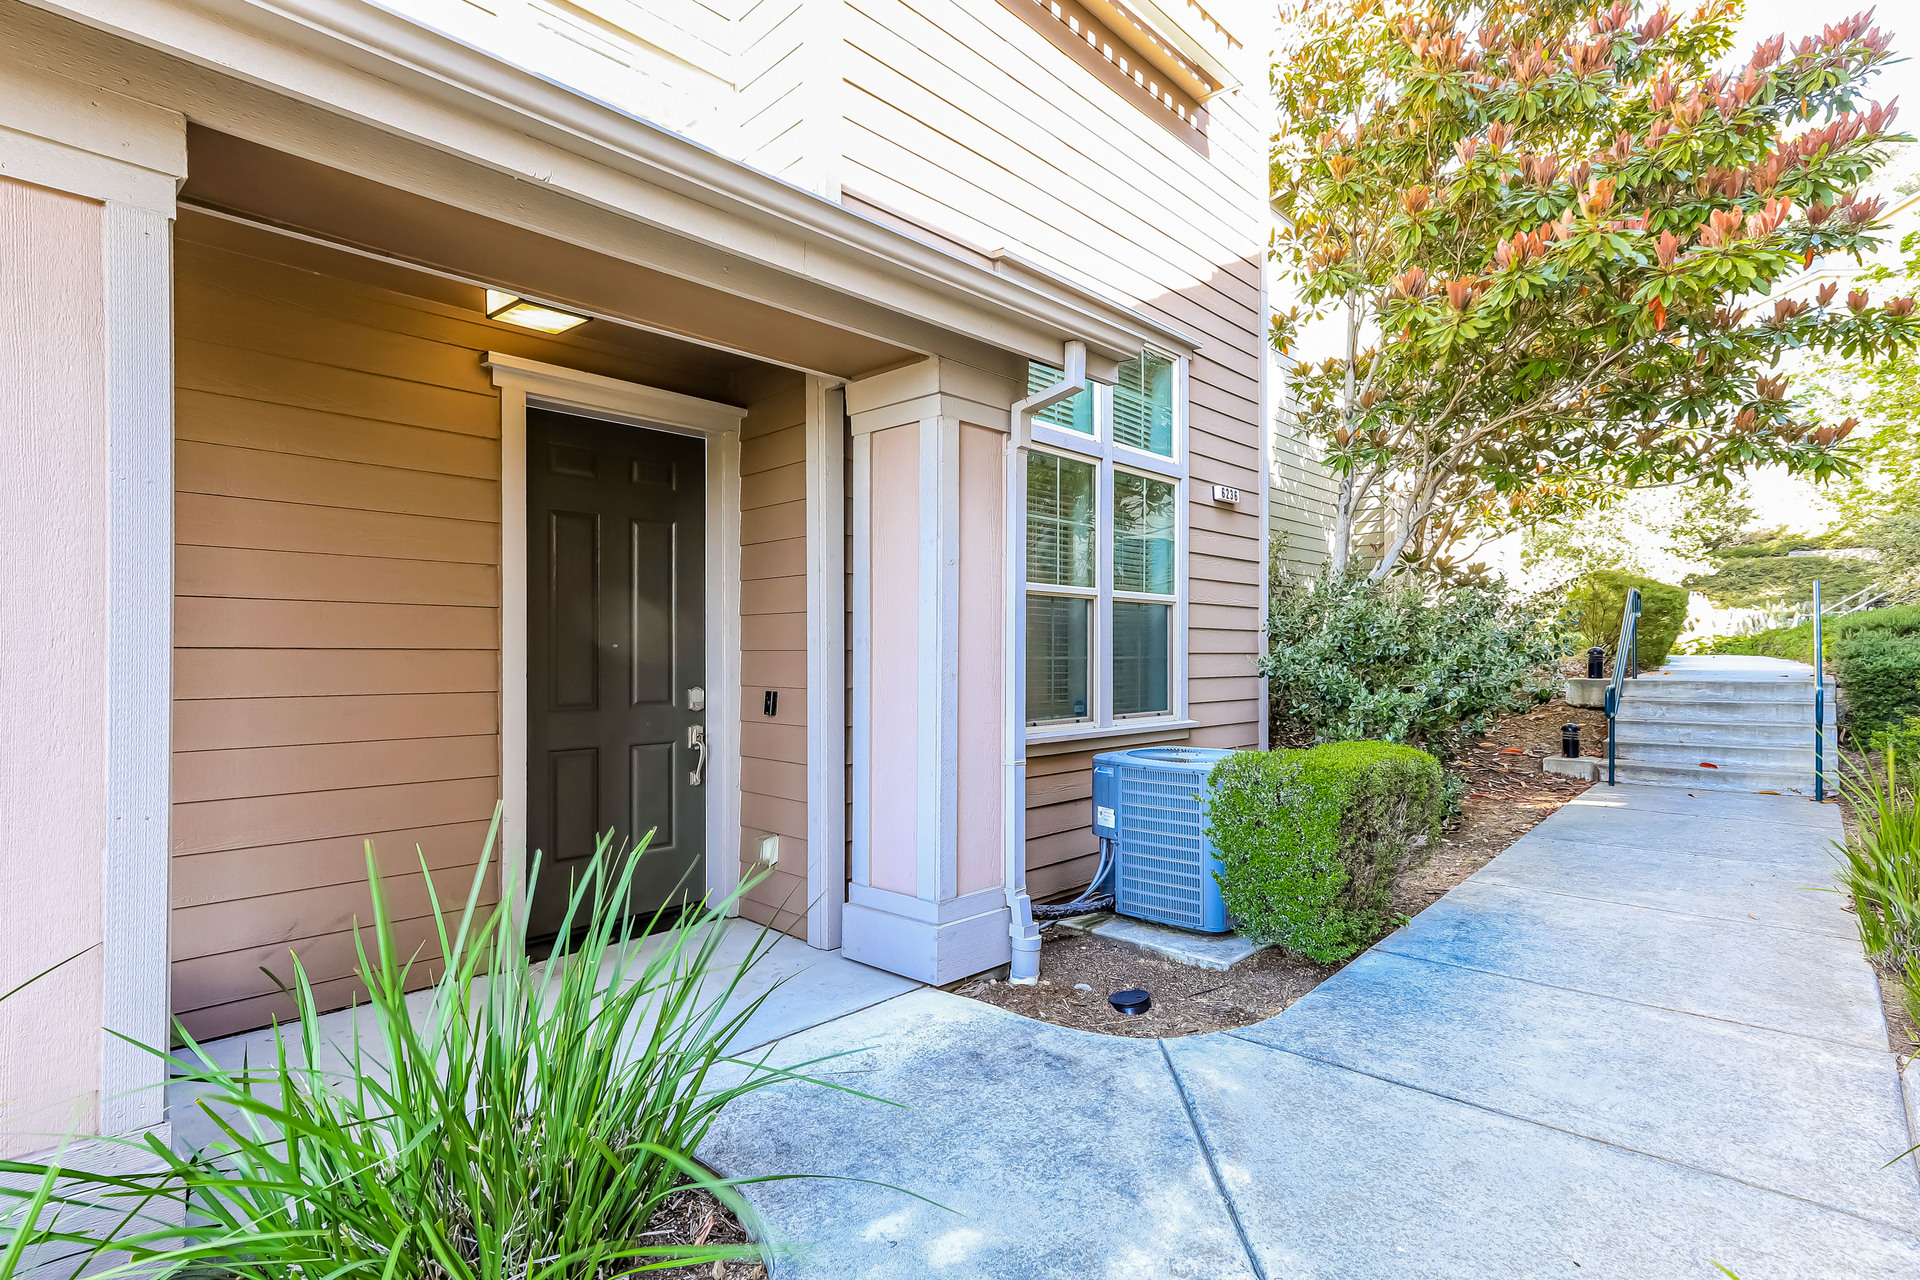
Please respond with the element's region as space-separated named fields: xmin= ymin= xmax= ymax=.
xmin=1814 ymin=580 xmax=1825 ymax=802
xmin=1605 ymin=587 xmax=1642 ymax=787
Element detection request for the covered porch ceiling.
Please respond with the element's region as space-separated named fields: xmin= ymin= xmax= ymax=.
xmin=181 ymin=127 xmax=925 ymax=389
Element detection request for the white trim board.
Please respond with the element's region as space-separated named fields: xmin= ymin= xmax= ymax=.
xmin=100 ymin=200 xmax=174 ymax=1135
xmin=803 ymin=376 xmax=847 ymax=949
xmin=486 ymin=353 xmax=746 ymax=922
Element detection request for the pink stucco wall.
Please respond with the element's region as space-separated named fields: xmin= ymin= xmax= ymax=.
xmin=866 ymin=424 xmax=920 ymax=894
xmin=0 ymin=177 xmax=108 ymax=1159
xmin=955 ymin=422 xmax=1004 ymax=896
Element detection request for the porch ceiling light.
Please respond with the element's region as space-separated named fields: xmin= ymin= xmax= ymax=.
xmin=484 ymin=289 xmax=590 ymax=334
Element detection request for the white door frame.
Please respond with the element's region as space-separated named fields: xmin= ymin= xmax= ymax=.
xmin=486 ymin=353 xmax=745 ymax=922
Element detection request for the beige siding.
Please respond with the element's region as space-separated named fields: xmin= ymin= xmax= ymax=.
xmin=828 ymin=0 xmax=1270 ymax=894
xmin=1271 ymin=413 xmax=1337 ymax=580
xmin=737 ymin=379 xmax=812 ymax=934
xmin=170 ymin=214 xmax=704 ymax=1039
xmin=172 ymin=226 xmax=505 ymax=1040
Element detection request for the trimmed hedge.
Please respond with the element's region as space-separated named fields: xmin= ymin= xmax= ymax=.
xmin=1567 ymin=570 xmax=1688 ymax=671
xmin=1204 ymin=742 xmax=1442 ymax=962
xmin=1834 ymin=628 xmax=1920 ymax=746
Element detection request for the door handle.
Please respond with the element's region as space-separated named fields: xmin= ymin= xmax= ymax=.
xmin=687 ymin=724 xmax=708 ymax=787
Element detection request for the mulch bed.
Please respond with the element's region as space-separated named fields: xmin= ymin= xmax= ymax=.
xmin=644 ymin=1184 xmax=766 ymax=1279
xmin=955 ymin=696 xmax=1607 ymax=1038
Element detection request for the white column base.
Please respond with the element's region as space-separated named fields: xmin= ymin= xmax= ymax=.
xmin=842 ymin=887 xmax=1011 ymax=985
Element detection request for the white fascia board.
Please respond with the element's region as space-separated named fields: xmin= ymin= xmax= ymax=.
xmin=990 ymin=251 xmax=1201 ymax=358
xmin=1101 ymin=0 xmax=1242 ymax=93
xmin=25 ymin=0 xmax=1170 ymax=369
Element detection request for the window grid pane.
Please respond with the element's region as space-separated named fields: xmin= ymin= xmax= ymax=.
xmin=1026 ymin=595 xmax=1090 ymax=723
xmin=1026 ymin=451 xmax=1096 ymax=587
xmin=1026 ymin=361 xmax=1094 ymax=435
xmin=1112 ymin=601 xmax=1170 ymax=717
xmin=1114 ymin=470 xmax=1176 ymax=596
xmin=1112 ymin=352 xmax=1174 ymax=456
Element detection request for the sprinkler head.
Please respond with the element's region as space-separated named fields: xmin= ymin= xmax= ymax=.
xmin=1108 ymin=988 xmax=1152 ymax=1016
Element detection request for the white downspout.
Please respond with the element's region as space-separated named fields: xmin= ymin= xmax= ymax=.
xmin=1003 ymin=340 xmax=1089 ymax=985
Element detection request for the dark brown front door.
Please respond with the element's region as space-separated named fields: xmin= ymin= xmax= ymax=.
xmin=526 ymin=408 xmax=706 ymax=941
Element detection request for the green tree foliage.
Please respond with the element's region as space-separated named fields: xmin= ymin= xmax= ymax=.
xmin=1264 ymin=566 xmax=1565 ymax=749
xmin=1205 ymin=743 xmax=1443 ymax=961
xmin=1523 ymin=481 xmax=1754 ymax=581
xmin=1803 ymin=236 xmax=1920 ymax=532
xmin=1864 ymin=509 xmax=1920 ymax=582
xmin=1682 ymin=548 xmax=1874 ymax=607
xmin=1566 ymin=568 xmax=1688 ymax=667
xmin=1272 ymin=0 xmax=1916 ymax=578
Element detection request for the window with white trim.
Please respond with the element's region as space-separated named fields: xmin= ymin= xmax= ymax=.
xmin=1025 ymin=351 xmax=1186 ymax=731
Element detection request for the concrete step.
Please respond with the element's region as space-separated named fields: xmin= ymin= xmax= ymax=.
xmin=1617 ymin=678 xmax=1833 ymax=705
xmin=1616 ymin=698 xmax=1835 ymax=726
xmin=1614 ymin=737 xmax=1830 ymax=770
xmin=1607 ymin=759 xmax=1834 ymax=796
xmin=1614 ymin=721 xmax=1835 ymax=750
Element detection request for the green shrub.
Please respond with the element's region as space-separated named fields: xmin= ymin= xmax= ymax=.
xmin=1706 ymin=603 xmax=1920 ymax=666
xmin=2 ymin=817 xmax=846 ymax=1279
xmin=1872 ymin=714 xmax=1920 ymax=757
xmin=1834 ymin=628 xmax=1920 ymax=744
xmin=1263 ymin=567 xmax=1564 ymax=752
xmin=1566 ymin=570 xmax=1688 ymax=670
xmin=1205 ymin=742 xmax=1443 ymax=963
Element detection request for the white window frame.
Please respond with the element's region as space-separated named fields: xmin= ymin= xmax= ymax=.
xmin=1025 ymin=352 xmax=1190 ymax=742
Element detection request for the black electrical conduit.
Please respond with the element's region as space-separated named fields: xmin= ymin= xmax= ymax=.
xmin=1028 ymin=838 xmax=1118 ymax=921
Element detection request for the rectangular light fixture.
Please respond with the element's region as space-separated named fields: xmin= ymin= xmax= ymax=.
xmin=484 ymin=288 xmax=590 ymax=334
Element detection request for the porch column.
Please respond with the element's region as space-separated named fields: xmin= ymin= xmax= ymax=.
xmin=0 ymin=53 xmax=182 ymax=1155
xmin=843 ymin=359 xmax=1018 ymax=983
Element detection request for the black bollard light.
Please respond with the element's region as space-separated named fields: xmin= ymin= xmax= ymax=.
xmin=1562 ymin=723 xmax=1581 ymax=758
xmin=1587 ymin=646 xmax=1605 ymax=679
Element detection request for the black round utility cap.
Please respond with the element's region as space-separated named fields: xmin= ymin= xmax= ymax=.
xmin=1109 ymin=988 xmax=1152 ymax=1016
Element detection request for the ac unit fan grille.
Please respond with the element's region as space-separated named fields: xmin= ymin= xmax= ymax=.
xmin=1115 ymin=764 xmax=1207 ymax=928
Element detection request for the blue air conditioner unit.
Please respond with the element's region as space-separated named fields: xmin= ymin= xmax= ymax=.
xmin=1091 ymin=746 xmax=1236 ymax=933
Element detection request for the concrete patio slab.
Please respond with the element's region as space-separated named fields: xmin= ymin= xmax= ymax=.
xmin=1233 ymin=950 xmax=1920 ymax=1226
xmin=1163 ymin=1032 xmax=1920 ymax=1280
xmin=1564 ymin=781 xmax=1843 ymax=829
xmin=701 ymin=988 xmax=1257 ymax=1280
xmin=1377 ymin=878 xmax=1887 ymax=1047
xmin=1477 ymin=834 xmax=1854 ymax=938
xmin=169 ymin=922 xmax=916 ymax=1154
xmin=1535 ymin=804 xmax=1835 ymax=867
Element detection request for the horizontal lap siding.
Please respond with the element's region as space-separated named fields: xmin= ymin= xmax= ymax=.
xmin=173 ymin=230 xmax=508 ymax=1039
xmin=738 ymin=379 xmax=811 ymax=936
xmin=837 ymin=0 xmax=1269 ymax=895
xmin=1271 ymin=414 xmax=1337 ymax=579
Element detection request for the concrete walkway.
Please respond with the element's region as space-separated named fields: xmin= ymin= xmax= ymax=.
xmin=703 ymin=784 xmax=1920 ymax=1278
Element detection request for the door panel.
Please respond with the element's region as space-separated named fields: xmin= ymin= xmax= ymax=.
xmin=527 ymin=408 xmax=705 ymax=941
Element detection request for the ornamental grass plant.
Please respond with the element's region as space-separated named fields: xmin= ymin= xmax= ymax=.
xmin=3 ymin=812 xmax=869 ymax=1280
xmin=1833 ymin=750 xmax=1920 ymax=1030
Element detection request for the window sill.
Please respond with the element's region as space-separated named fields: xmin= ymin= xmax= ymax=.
xmin=1025 ymin=718 xmax=1199 ymax=757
